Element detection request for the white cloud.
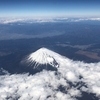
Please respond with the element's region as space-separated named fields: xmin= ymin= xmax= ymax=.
xmin=1 ymin=48 xmax=100 ymax=99
xmin=65 ymin=71 xmax=78 ymax=82
xmin=0 ymin=17 xmax=100 ymax=24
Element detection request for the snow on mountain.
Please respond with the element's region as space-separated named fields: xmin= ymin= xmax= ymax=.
xmin=27 ymin=47 xmax=68 ymax=68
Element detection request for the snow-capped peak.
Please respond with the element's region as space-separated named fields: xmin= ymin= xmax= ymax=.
xmin=27 ymin=47 xmax=67 ymax=68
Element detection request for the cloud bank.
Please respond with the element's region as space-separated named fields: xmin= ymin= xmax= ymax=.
xmin=0 ymin=48 xmax=100 ymax=100
xmin=0 ymin=17 xmax=100 ymax=24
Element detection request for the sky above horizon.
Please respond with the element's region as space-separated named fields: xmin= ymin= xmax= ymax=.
xmin=0 ymin=0 xmax=100 ymax=18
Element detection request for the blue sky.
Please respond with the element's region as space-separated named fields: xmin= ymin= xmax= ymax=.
xmin=0 ymin=0 xmax=100 ymax=18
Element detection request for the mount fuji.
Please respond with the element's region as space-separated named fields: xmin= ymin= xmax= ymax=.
xmin=25 ymin=47 xmax=69 ymax=69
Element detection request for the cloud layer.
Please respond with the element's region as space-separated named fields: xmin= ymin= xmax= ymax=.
xmin=0 ymin=17 xmax=100 ymax=24
xmin=0 ymin=48 xmax=100 ymax=100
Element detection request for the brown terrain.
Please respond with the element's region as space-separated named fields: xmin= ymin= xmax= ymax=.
xmin=76 ymin=50 xmax=100 ymax=60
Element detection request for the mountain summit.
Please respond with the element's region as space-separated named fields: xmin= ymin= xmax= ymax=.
xmin=27 ymin=47 xmax=67 ymax=68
